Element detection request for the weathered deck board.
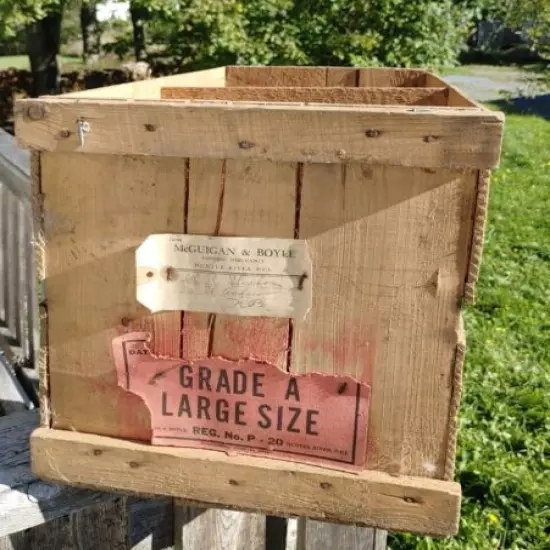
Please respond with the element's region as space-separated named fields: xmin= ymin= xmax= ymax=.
xmin=0 ymin=410 xmax=115 ymax=538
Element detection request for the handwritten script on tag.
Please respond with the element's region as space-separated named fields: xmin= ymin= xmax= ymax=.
xmin=136 ymin=235 xmax=312 ymax=319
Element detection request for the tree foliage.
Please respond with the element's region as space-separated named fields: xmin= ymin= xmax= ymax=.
xmin=140 ymin=0 xmax=475 ymax=70
xmin=0 ymin=0 xmax=66 ymax=38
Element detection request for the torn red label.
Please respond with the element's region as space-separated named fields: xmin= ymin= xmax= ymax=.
xmin=112 ymin=332 xmax=370 ymax=470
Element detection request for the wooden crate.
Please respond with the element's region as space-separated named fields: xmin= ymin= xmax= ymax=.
xmin=14 ymin=65 xmax=504 ymax=538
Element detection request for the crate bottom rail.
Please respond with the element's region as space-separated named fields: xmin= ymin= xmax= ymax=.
xmin=31 ymin=427 xmax=461 ymax=537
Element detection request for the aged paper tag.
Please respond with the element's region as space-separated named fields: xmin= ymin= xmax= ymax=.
xmin=113 ymin=332 xmax=370 ymax=470
xmin=136 ymin=234 xmax=311 ymax=319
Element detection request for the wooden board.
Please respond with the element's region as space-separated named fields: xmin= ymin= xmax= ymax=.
xmin=225 ymin=66 xmax=428 ymax=88
xmin=299 ymin=521 xmax=387 ymax=550
xmin=14 ymin=98 xmax=504 ymax=170
xmin=64 ymin=66 xmax=226 ymax=100
xmin=161 ymin=86 xmax=448 ymax=106
xmin=0 ymin=410 xmax=115 ymax=538
xmin=291 ymin=164 xmax=477 ymax=478
xmin=31 ymin=427 xmax=462 ymax=537
xmin=2 ymin=498 xmax=128 ymax=550
xmin=176 ymin=156 xmax=298 ymax=546
xmin=40 ymin=152 xmax=186 ymax=439
xmin=176 ymin=508 xmax=266 ymax=550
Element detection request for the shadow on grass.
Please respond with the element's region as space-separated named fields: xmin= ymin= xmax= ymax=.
xmin=491 ymin=93 xmax=550 ymax=120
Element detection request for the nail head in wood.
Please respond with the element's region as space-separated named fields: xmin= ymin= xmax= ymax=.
xmin=238 ymin=140 xmax=254 ymax=149
xmin=365 ymin=129 xmax=382 ymax=138
xmin=423 ymin=135 xmax=439 ymax=143
xmin=26 ymin=104 xmax=46 ymax=121
xmin=144 ymin=123 xmax=156 ymax=132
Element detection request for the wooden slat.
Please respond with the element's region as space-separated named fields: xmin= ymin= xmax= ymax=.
xmin=425 ymin=74 xmax=480 ymax=108
xmin=64 ymin=66 xmax=227 ymax=99
xmin=291 ymin=164 xmax=477 ymax=479
xmin=161 ymin=86 xmax=448 ymax=106
xmin=176 ymin=508 xmax=266 ymax=550
xmin=40 ymin=152 xmax=186 ymax=439
xmin=14 ymin=98 xmax=504 ymax=170
xmin=0 ymin=411 xmax=115 ymax=538
xmin=0 ymin=186 xmax=5 ymax=324
xmin=299 ymin=521 xmax=387 ymax=550
xmin=0 ymin=355 xmax=33 ymax=413
xmin=358 ymin=68 xmax=427 ymax=87
xmin=326 ymin=68 xmax=358 ymax=87
xmin=226 ymin=66 xmax=327 ymax=87
xmin=31 ymin=427 xmax=462 ymax=537
xmin=176 ymin=157 xmax=297 ymax=546
xmin=129 ymin=498 xmax=174 ymax=550
xmin=2 ymin=498 xmax=129 ymax=550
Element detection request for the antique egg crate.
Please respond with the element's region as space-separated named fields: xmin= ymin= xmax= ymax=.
xmin=14 ymin=65 xmax=504 ymax=537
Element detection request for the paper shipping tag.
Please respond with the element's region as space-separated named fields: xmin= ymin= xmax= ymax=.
xmin=136 ymin=234 xmax=312 ymax=319
xmin=113 ymin=332 xmax=370 ymax=470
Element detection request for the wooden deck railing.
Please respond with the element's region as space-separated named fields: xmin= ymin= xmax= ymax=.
xmin=0 ymin=128 xmax=38 ymax=382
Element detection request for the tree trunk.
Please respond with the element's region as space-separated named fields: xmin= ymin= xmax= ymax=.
xmin=81 ymin=2 xmax=101 ymax=64
xmin=26 ymin=11 xmax=63 ymax=97
xmin=130 ymin=3 xmax=148 ymax=61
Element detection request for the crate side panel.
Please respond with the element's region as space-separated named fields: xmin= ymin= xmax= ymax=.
xmin=42 ymin=152 xmax=186 ymax=439
xmin=64 ymin=67 xmax=227 ymax=99
xmin=226 ymin=66 xmax=327 ymax=87
xmin=291 ymin=165 xmax=477 ymax=478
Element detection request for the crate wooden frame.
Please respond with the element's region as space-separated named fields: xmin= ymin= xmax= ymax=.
xmin=15 ymin=65 xmax=504 ymax=538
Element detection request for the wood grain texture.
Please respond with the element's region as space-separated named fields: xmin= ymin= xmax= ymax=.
xmin=226 ymin=66 xmax=327 ymax=87
xmin=0 ymin=357 xmax=33 ymax=414
xmin=14 ymin=98 xmax=504 ymax=170
xmin=40 ymin=152 xmax=186 ymax=439
xmin=178 ymin=158 xmax=297 ymax=545
xmin=424 ymin=74 xmax=480 ymax=108
xmin=161 ymin=86 xmax=448 ymax=106
xmin=0 ymin=410 xmax=114 ymax=538
xmin=3 ymin=498 xmax=128 ymax=550
xmin=64 ymin=67 xmax=226 ymax=99
xmin=358 ymin=69 xmax=426 ymax=88
xmin=129 ymin=498 xmax=174 ymax=550
xmin=184 ymin=158 xmax=296 ymax=368
xmin=291 ymin=165 xmax=478 ymax=478
xmin=299 ymin=521 xmax=388 ymax=550
xmin=226 ymin=66 xmax=427 ymax=88
xmin=31 ymin=427 xmax=462 ymax=537
xmin=175 ymin=508 xmax=265 ymax=550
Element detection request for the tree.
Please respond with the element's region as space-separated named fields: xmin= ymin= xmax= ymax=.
xmin=81 ymin=0 xmax=101 ymax=63
xmin=0 ymin=1 xmax=67 ymax=96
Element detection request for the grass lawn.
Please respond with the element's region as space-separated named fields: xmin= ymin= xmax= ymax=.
xmin=0 ymin=55 xmax=83 ymax=70
xmin=389 ymin=109 xmax=550 ymax=548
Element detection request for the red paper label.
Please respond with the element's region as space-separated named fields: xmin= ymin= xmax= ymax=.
xmin=112 ymin=332 xmax=370 ymax=470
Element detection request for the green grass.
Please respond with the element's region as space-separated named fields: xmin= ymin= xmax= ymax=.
xmin=389 ymin=110 xmax=550 ymax=548
xmin=0 ymin=55 xmax=83 ymax=70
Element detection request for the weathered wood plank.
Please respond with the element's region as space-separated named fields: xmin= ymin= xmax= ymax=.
xmin=14 ymin=98 xmax=504 ymax=170
xmin=176 ymin=508 xmax=266 ymax=550
xmin=299 ymin=521 xmax=388 ymax=550
xmin=31 ymin=427 xmax=462 ymax=537
xmin=0 ymin=356 xmax=33 ymax=414
xmin=64 ymin=66 xmax=227 ymax=99
xmin=2 ymin=497 xmax=128 ymax=550
xmin=161 ymin=86 xmax=448 ymax=106
xmin=0 ymin=410 xmax=115 ymax=538
xmin=129 ymin=498 xmax=174 ymax=550
xmin=225 ymin=66 xmax=327 ymax=87
xmin=40 ymin=152 xmax=186 ymax=440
